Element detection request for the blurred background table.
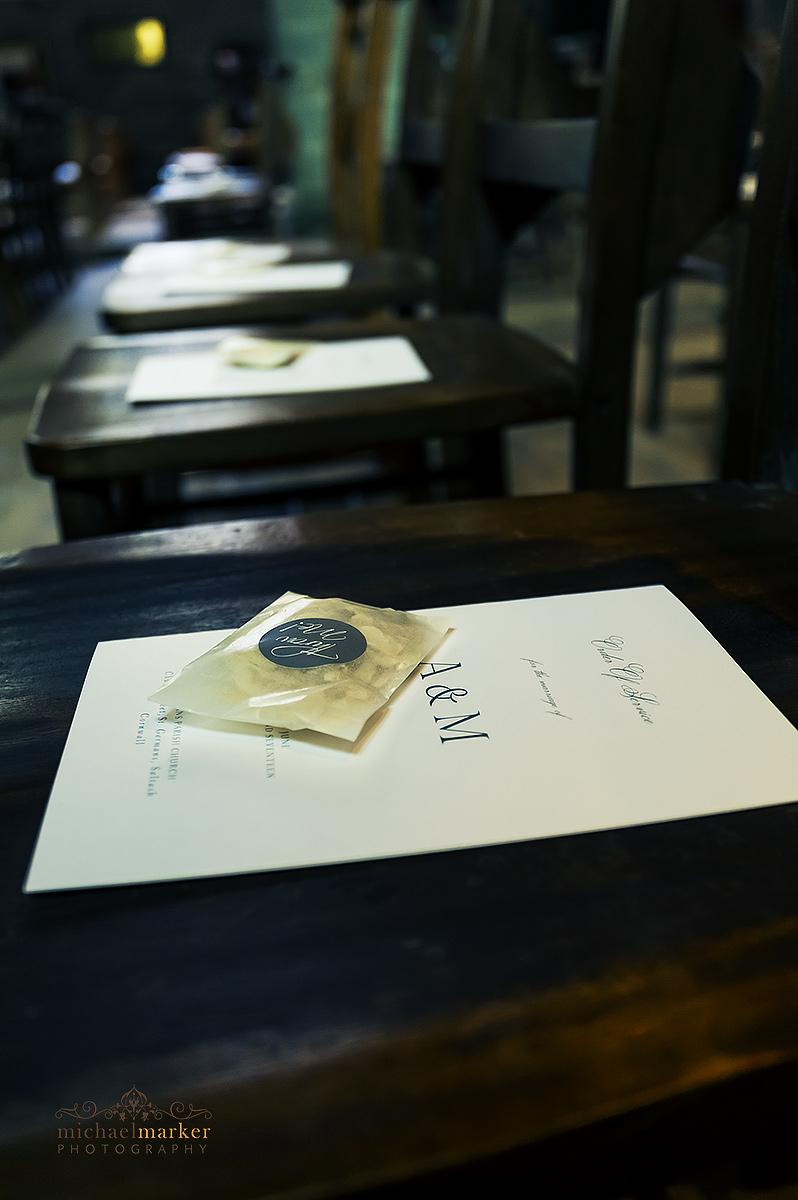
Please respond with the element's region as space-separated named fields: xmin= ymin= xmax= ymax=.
xmin=149 ymin=163 xmax=267 ymax=241
xmin=25 ymin=317 xmax=573 ymax=539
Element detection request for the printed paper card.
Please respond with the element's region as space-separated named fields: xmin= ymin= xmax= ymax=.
xmin=122 ymin=240 xmax=292 ymax=275
xmin=162 ymin=261 xmax=352 ymax=294
xmin=23 ymin=585 xmax=798 ymax=892
xmin=125 ymin=335 xmax=432 ymax=402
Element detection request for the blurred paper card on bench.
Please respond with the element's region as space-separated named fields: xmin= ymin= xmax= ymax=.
xmin=163 ymin=261 xmax=353 ymax=294
xmin=121 ymin=239 xmax=292 ymax=274
xmin=125 ymin=335 xmax=432 ymax=402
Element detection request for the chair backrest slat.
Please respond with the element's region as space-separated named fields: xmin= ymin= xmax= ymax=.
xmin=722 ymin=0 xmax=798 ymax=488
xmin=478 ymin=117 xmax=595 ymax=192
xmin=391 ymin=0 xmax=464 ymax=256
xmin=575 ymin=0 xmax=756 ymax=487
xmin=639 ymin=2 xmax=758 ymax=293
xmin=438 ymin=0 xmax=601 ymax=314
xmin=329 ymin=0 xmax=398 ymax=253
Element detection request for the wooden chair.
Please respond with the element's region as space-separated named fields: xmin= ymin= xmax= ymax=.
xmin=576 ymin=0 xmax=756 ymax=486
xmin=436 ymin=0 xmax=757 ymax=488
xmin=722 ymin=0 xmax=798 ymax=489
xmin=387 ymin=0 xmax=462 ymax=261
xmin=437 ymin=0 xmax=599 ymax=318
xmin=389 ymin=0 xmax=590 ymax=289
xmin=642 ymin=13 xmax=784 ymax=436
xmin=100 ymin=0 xmax=442 ymax=334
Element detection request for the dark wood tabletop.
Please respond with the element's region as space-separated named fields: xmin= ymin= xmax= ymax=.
xmin=2 ymin=483 xmax=798 ymax=1200
xmin=25 ymin=315 xmax=574 ymax=539
xmin=26 ymin=317 xmax=571 ymax=480
xmin=100 ymin=249 xmax=438 ymax=333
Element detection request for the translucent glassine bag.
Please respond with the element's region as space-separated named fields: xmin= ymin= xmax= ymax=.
xmin=150 ymin=591 xmax=450 ymax=742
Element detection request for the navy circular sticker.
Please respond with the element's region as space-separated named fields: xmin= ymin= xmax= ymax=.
xmin=258 ymin=617 xmax=367 ymax=669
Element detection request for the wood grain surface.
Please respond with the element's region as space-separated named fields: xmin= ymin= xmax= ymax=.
xmin=26 ymin=317 xmax=573 ymax=480
xmin=2 ymin=484 xmax=798 ymax=1199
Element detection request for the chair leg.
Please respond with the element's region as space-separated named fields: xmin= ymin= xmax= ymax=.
xmin=645 ymin=280 xmax=676 ymax=432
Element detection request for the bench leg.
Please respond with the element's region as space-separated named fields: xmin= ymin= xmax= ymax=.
xmin=53 ymin=478 xmax=148 ymax=540
xmin=424 ymin=430 xmax=506 ymax=499
xmin=468 ymin=427 xmax=506 ymax=497
xmin=645 ymin=281 xmax=675 ymax=431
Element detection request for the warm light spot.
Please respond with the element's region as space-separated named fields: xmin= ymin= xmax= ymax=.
xmin=134 ymin=19 xmax=166 ymax=67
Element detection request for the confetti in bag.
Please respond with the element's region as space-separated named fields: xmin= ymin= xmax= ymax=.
xmin=150 ymin=591 xmax=450 ymax=742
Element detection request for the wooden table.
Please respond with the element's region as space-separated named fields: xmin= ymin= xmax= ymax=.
xmin=149 ymin=170 xmax=267 ymax=241
xmin=100 ymin=248 xmax=438 ymax=334
xmin=2 ymin=484 xmax=798 ymax=1200
xmin=25 ymin=317 xmax=573 ymax=540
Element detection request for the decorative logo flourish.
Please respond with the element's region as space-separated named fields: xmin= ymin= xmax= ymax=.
xmin=55 ymin=1087 xmax=212 ymax=1123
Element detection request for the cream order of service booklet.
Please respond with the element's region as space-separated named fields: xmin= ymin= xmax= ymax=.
xmin=125 ymin=335 xmax=432 ymax=403
xmin=23 ymin=585 xmax=798 ymax=893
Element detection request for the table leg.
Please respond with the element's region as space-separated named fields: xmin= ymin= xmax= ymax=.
xmin=422 ymin=430 xmax=506 ymax=499
xmin=468 ymin=427 xmax=506 ymax=497
xmin=53 ymin=478 xmax=147 ymax=540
